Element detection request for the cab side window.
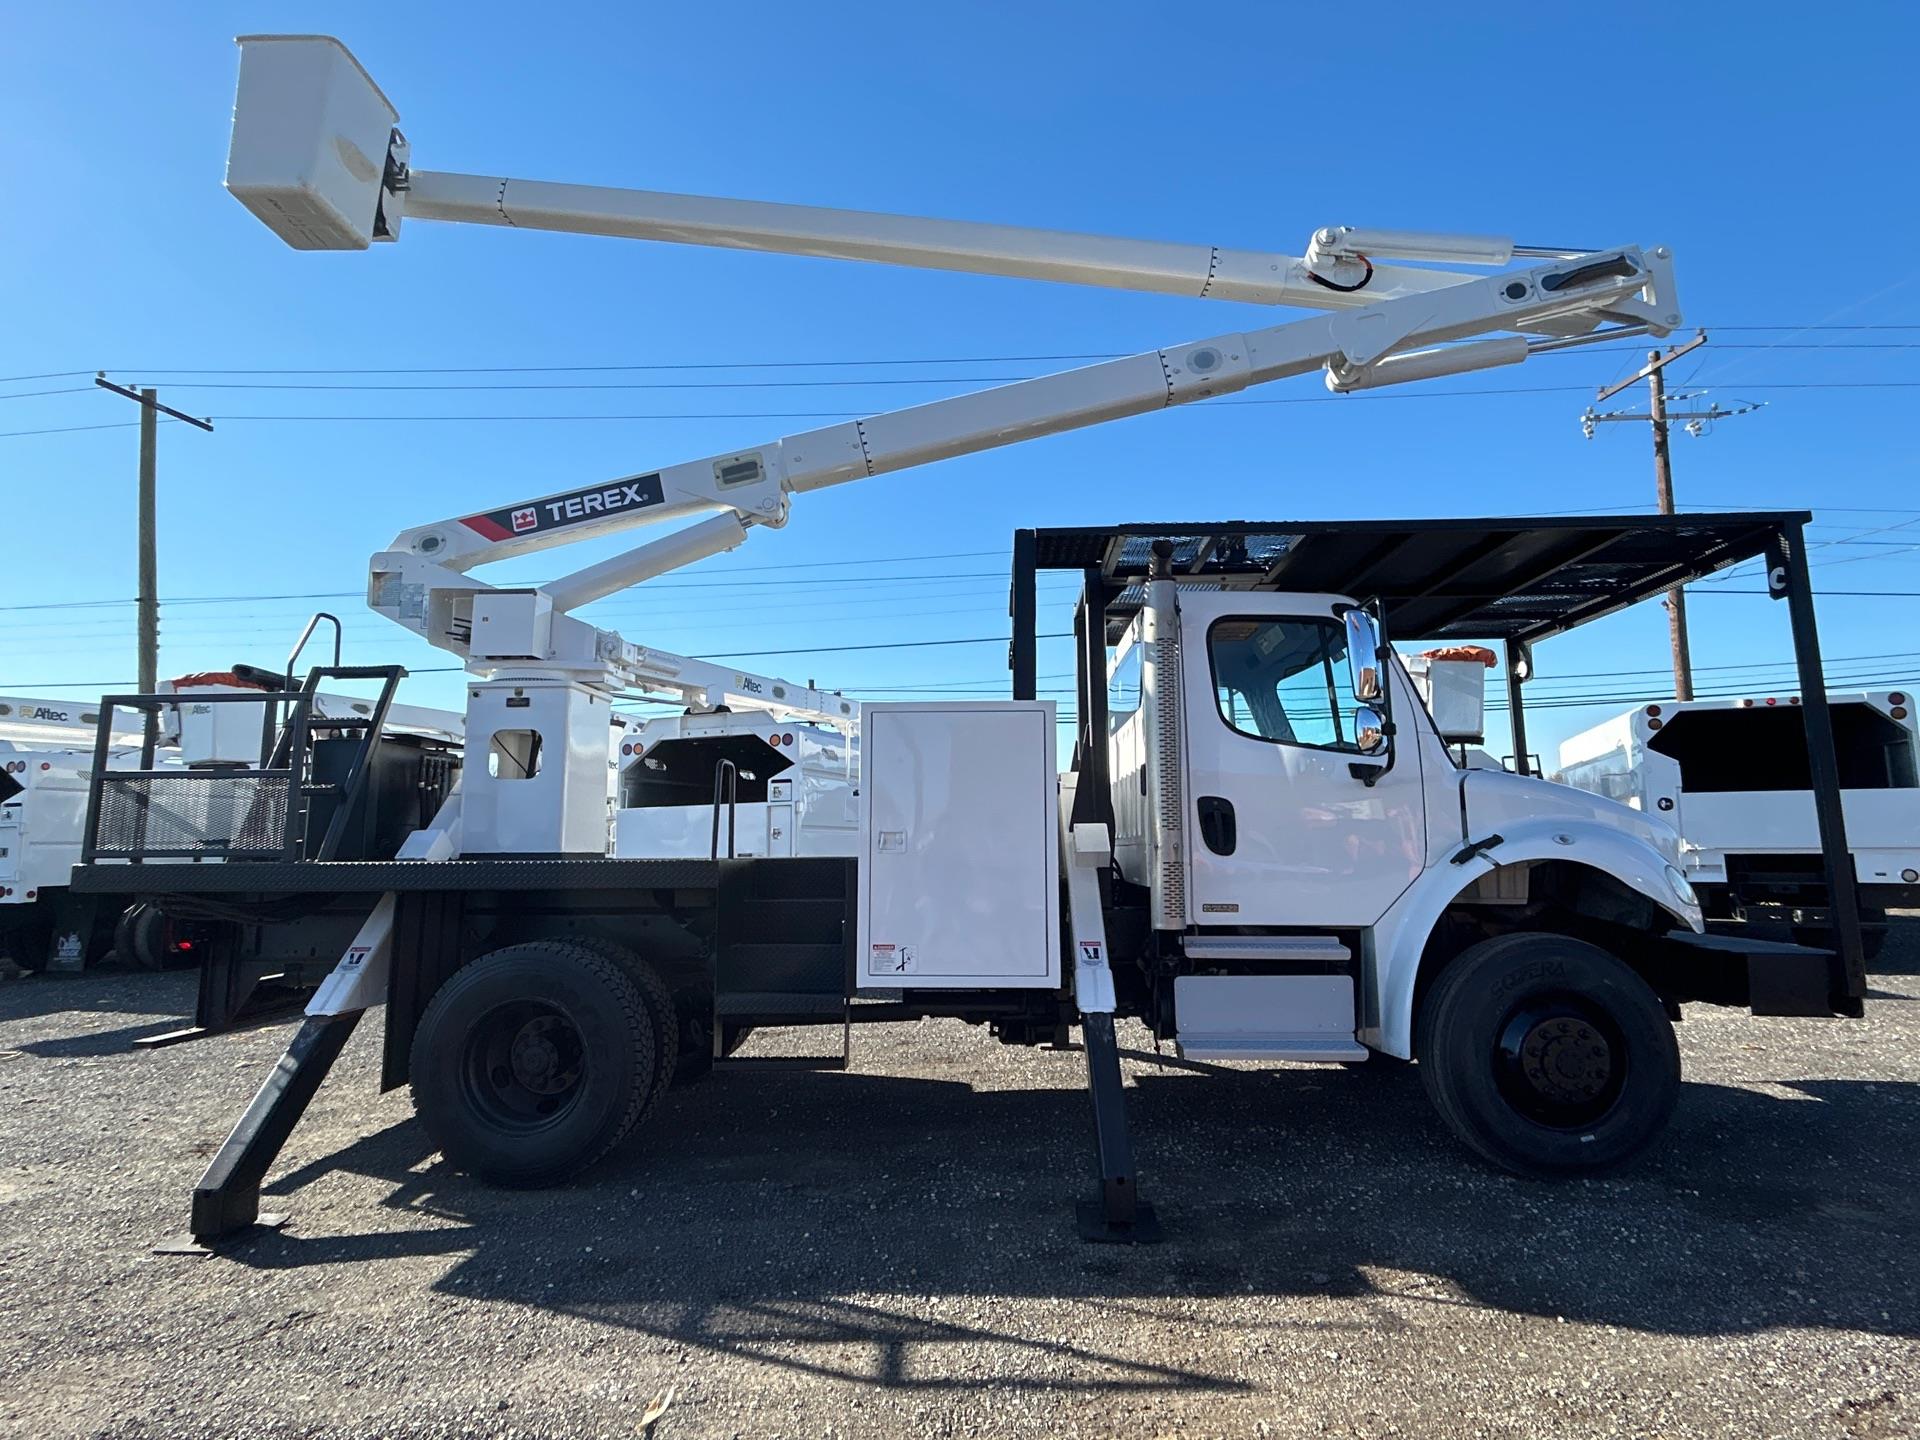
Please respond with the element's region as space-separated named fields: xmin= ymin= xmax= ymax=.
xmin=1208 ymin=617 xmax=1361 ymax=752
xmin=1107 ymin=642 xmax=1143 ymax=733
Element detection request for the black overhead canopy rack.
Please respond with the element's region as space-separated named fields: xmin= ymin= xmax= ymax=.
xmin=1008 ymin=510 xmax=1865 ymax=1013
xmin=1017 ymin=511 xmax=1804 ymax=647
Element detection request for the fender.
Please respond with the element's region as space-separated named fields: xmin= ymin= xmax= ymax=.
xmin=1361 ymin=818 xmax=1701 ymax=1058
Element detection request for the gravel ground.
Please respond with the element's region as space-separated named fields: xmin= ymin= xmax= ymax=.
xmin=1 ymin=924 xmax=1915 ymax=1440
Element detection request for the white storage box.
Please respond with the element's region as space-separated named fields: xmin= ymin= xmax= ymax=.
xmin=858 ymin=702 xmax=1059 ymax=989
xmin=171 ymin=685 xmax=274 ymax=766
xmin=226 ymin=35 xmax=398 ymax=250
xmin=1405 ymin=653 xmax=1489 ymax=743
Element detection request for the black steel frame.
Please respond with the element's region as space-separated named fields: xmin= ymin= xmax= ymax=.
xmin=81 ymin=665 xmax=409 ymax=866
xmin=1010 ymin=512 xmax=1867 ymax=1015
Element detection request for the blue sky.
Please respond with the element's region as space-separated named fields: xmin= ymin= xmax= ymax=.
xmin=4 ymin=3 xmax=1917 ymax=767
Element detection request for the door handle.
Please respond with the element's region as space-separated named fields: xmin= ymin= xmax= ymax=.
xmin=1197 ymin=795 xmax=1237 ymax=856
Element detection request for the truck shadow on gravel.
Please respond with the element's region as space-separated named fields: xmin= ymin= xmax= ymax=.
xmin=233 ymin=1052 xmax=1920 ymax=1394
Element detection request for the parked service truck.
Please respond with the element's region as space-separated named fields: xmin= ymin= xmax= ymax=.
xmin=1557 ymin=691 xmax=1920 ymax=955
xmin=614 ymin=711 xmax=859 ymax=860
xmin=61 ymin=37 xmax=1868 ymax=1249
xmin=1 ymin=696 xmax=156 ymax=969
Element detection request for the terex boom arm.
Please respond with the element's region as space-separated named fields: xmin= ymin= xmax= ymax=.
xmin=227 ymin=36 xmax=1680 ymax=717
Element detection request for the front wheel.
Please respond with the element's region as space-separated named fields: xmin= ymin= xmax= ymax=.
xmin=1415 ymin=932 xmax=1680 ymax=1178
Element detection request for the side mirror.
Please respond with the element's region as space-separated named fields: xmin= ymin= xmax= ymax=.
xmin=1344 ymin=609 xmax=1383 ymax=702
xmin=1353 ymin=705 xmax=1388 ymax=757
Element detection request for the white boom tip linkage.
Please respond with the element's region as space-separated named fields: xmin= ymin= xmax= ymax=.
xmin=227 ymin=35 xmax=405 ymax=251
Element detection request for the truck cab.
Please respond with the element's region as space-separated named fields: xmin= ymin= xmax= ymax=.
xmin=1102 ymin=582 xmax=1701 ymax=1068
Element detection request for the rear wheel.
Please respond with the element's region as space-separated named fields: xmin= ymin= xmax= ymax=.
xmin=409 ymin=941 xmax=658 ymax=1187
xmin=566 ymin=937 xmax=679 ymax=1127
xmin=115 ymin=904 xmax=169 ymax=971
xmin=3 ymin=912 xmax=53 ymax=973
xmin=1415 ymin=932 xmax=1680 ymax=1177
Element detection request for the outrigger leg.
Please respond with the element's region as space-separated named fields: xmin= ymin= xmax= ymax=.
xmin=157 ymin=1012 xmax=361 ymax=1255
xmin=1061 ymin=800 xmax=1161 ymax=1243
xmin=156 ymin=891 xmax=406 ymax=1254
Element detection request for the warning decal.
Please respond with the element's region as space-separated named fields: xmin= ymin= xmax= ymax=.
xmin=460 ymin=474 xmax=666 ymax=542
xmin=869 ymin=943 xmax=916 ymax=975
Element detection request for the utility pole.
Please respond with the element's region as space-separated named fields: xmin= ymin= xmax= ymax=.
xmin=93 ymin=376 xmax=213 ymax=747
xmin=1644 ymin=349 xmax=1693 ymax=699
xmin=1581 ymin=332 xmax=1761 ymax=702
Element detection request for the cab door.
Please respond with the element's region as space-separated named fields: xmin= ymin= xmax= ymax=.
xmin=1181 ymin=597 xmax=1427 ymax=927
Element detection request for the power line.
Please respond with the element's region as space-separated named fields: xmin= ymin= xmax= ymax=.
xmin=0 ymin=565 xmax=1081 ymax=614
xmin=17 ymin=380 xmax=1920 ymax=442
xmin=58 ymin=343 xmax=1920 ymax=393
xmin=0 ymin=626 xmax=1080 ymax=687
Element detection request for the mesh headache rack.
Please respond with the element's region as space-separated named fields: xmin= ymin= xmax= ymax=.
xmin=81 ymin=665 xmax=418 ymax=865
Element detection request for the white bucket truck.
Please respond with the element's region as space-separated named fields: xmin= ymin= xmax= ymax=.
xmin=64 ymin=37 xmax=1871 ymax=1249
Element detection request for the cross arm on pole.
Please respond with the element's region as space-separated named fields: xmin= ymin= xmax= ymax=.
xmin=1594 ymin=330 xmax=1707 ymax=402
xmin=93 ymin=374 xmax=215 ymax=431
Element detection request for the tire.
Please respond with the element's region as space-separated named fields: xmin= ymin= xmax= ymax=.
xmin=4 ymin=913 xmax=53 ymax=973
xmin=1415 ymin=932 xmax=1680 ymax=1178
xmin=115 ymin=904 xmax=168 ymax=971
xmin=409 ymin=940 xmax=657 ymax=1187
xmin=566 ymin=937 xmax=679 ymax=1129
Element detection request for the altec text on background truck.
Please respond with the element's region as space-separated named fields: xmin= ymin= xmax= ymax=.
xmin=69 ymin=37 xmax=1867 ymax=1249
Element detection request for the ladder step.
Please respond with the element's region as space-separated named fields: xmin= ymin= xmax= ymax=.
xmin=717 ymin=941 xmax=844 ymax=996
xmin=1183 ymin=935 xmax=1350 ymax=964
xmin=715 ymin=1054 xmax=848 ymax=1072
xmin=715 ymin=991 xmax=848 ymax=1018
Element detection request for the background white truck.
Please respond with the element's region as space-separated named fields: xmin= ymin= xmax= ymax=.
xmin=614 ymin=711 xmax=859 ymax=860
xmin=1556 ymin=691 xmax=1920 ymax=955
xmin=1 ymin=695 xmax=156 ymax=969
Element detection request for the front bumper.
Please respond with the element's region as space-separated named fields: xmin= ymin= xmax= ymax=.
xmin=1660 ymin=928 xmax=1863 ymax=1019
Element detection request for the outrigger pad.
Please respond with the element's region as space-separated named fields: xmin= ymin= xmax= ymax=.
xmin=153 ymin=1213 xmax=289 ymax=1258
xmin=1076 ymin=1198 xmax=1163 ymax=1245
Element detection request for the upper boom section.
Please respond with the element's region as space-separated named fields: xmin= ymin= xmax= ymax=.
xmin=225 ymin=35 xmax=1586 ymax=316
